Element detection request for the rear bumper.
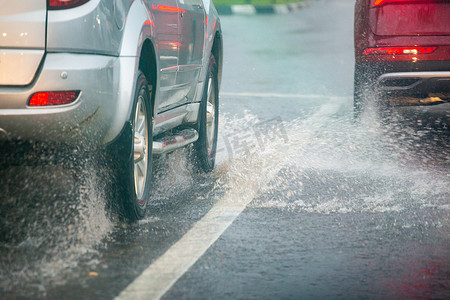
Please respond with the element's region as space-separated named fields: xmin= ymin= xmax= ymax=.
xmin=356 ymin=61 xmax=450 ymax=98
xmin=378 ymin=71 xmax=450 ymax=98
xmin=0 ymin=53 xmax=137 ymax=147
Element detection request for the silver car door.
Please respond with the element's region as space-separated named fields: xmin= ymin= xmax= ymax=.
xmin=151 ymin=0 xmax=182 ymax=112
xmin=177 ymin=0 xmax=205 ymax=103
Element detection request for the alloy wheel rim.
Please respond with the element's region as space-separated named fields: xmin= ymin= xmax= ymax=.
xmin=133 ymin=95 xmax=148 ymax=202
xmin=205 ymin=76 xmax=216 ymax=157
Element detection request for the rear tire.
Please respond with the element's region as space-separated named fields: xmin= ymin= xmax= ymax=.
xmin=113 ymin=71 xmax=153 ymax=221
xmin=192 ymin=54 xmax=219 ymax=172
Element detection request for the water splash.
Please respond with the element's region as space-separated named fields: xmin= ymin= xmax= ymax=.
xmin=0 ymin=163 xmax=112 ymax=297
xmin=215 ymin=95 xmax=449 ymax=218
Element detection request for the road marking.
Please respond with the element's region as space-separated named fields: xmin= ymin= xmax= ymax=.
xmin=116 ymin=89 xmax=345 ymax=299
xmin=115 ymin=169 xmax=269 ymax=300
xmin=220 ymin=92 xmax=347 ymax=99
xmin=115 ymin=200 xmax=253 ymax=300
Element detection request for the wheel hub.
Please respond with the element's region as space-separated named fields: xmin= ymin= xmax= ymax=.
xmin=133 ymin=96 xmax=148 ymax=200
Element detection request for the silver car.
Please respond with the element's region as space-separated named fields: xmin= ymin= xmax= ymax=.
xmin=0 ymin=0 xmax=223 ymax=220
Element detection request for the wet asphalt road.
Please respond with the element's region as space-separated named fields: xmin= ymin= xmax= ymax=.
xmin=1 ymin=0 xmax=449 ymax=299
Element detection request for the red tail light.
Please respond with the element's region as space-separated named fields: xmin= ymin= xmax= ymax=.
xmin=373 ymin=0 xmax=442 ymax=6
xmin=48 ymin=0 xmax=90 ymax=10
xmin=362 ymin=46 xmax=437 ymax=55
xmin=374 ymin=0 xmax=409 ymax=5
xmin=29 ymin=91 xmax=80 ymax=106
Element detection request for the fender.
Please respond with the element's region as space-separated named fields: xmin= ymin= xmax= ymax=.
xmin=119 ymin=0 xmax=160 ymax=113
xmin=119 ymin=0 xmax=154 ymax=58
xmin=103 ymin=0 xmax=160 ymax=144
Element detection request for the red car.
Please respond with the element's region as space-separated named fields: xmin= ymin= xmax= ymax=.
xmin=354 ymin=0 xmax=450 ymax=119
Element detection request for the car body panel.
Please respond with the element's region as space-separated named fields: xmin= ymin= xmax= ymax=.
xmin=355 ymin=0 xmax=450 ymax=62
xmin=150 ymin=0 xmax=183 ymax=111
xmin=47 ymin=0 xmax=122 ymax=56
xmin=177 ymin=0 xmax=206 ymax=106
xmin=0 ymin=50 xmax=44 ymax=86
xmin=0 ymin=53 xmax=120 ymax=145
xmin=0 ymin=0 xmax=46 ymax=85
xmin=370 ymin=2 xmax=450 ymax=36
xmin=0 ymin=0 xmax=222 ymax=147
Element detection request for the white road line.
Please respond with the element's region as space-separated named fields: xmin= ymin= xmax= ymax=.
xmin=116 ymin=90 xmax=337 ymax=299
xmin=220 ymin=92 xmax=348 ymax=99
xmin=115 ymin=189 xmax=258 ymax=300
xmin=116 ymin=145 xmax=285 ymax=300
xmin=115 ymin=89 xmax=346 ymax=299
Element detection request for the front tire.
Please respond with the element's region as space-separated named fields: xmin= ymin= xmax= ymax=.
xmin=115 ymin=71 xmax=153 ymax=221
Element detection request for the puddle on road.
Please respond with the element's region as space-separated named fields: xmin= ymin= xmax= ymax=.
xmin=211 ymin=96 xmax=449 ymax=299
xmin=0 ymin=95 xmax=448 ymax=298
xmin=216 ymin=95 xmax=449 ymax=221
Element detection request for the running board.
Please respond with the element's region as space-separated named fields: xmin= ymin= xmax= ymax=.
xmin=152 ymin=128 xmax=199 ymax=155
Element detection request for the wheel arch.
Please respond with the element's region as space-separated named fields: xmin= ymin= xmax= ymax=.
xmin=138 ymin=39 xmax=158 ymax=118
xmin=118 ymin=0 xmax=159 ymax=118
xmin=103 ymin=0 xmax=159 ymax=151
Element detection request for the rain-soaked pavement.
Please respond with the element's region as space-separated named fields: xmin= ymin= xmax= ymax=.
xmin=1 ymin=0 xmax=449 ymax=299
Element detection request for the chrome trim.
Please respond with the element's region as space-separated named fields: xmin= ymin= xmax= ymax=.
xmin=152 ymin=128 xmax=198 ymax=155
xmin=378 ymin=71 xmax=450 ymax=91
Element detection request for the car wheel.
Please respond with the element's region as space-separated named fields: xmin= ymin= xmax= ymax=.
xmin=115 ymin=71 xmax=153 ymax=221
xmin=192 ymin=54 xmax=219 ymax=172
